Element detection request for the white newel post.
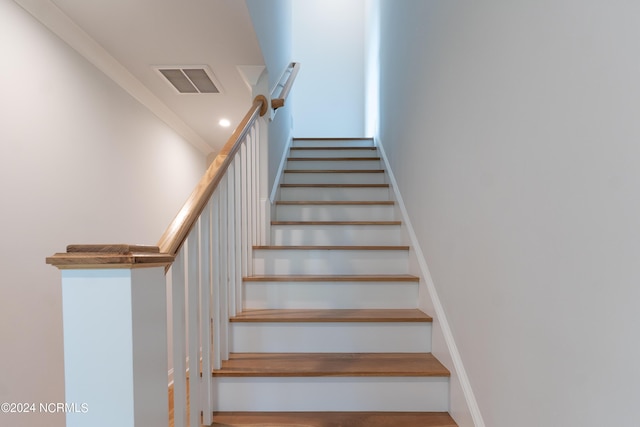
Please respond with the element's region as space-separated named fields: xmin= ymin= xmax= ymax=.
xmin=47 ymin=245 xmax=173 ymax=427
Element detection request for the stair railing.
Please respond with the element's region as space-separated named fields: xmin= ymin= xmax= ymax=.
xmin=271 ymin=62 xmax=300 ymax=111
xmin=46 ymin=60 xmax=300 ymax=427
xmin=159 ymin=94 xmax=269 ymax=427
xmin=46 ymin=95 xmax=268 ymax=427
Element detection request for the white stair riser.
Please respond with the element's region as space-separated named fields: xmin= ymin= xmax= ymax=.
xmin=283 ymin=172 xmax=386 ymax=185
xmin=292 ymin=139 xmax=374 ymax=148
xmin=289 ymin=149 xmax=379 ymax=158
xmin=253 ymin=249 xmax=409 ymax=275
xmin=271 ymin=225 xmax=402 ymax=245
xmin=275 ymin=204 xmax=396 ymax=221
xmin=286 ymin=160 xmax=382 ymax=170
xmin=244 ymin=281 xmax=419 ymax=309
xmin=212 ymin=377 xmax=449 ymax=411
xmin=230 ymin=323 xmax=431 ymax=353
xmin=280 ymin=187 xmax=390 ymax=202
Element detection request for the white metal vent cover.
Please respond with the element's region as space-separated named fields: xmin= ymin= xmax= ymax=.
xmin=155 ymin=65 xmax=223 ymax=94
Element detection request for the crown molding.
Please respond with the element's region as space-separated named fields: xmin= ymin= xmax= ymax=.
xmin=14 ymin=0 xmax=211 ymax=154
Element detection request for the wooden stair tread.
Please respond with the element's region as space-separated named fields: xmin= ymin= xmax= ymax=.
xmin=211 ymin=411 xmax=457 ymax=427
xmin=290 ymin=146 xmax=378 ymax=150
xmin=276 ymin=201 xmax=394 ymax=205
xmin=230 ymin=308 xmax=432 ymax=323
xmin=212 ymin=353 xmax=450 ymax=377
xmin=243 ymin=274 xmax=420 ymax=282
xmin=284 ymin=169 xmax=385 ymax=173
xmin=271 ymin=221 xmax=401 ymax=225
xmin=253 ymin=245 xmax=409 ymax=250
xmin=287 ymin=157 xmax=382 ymax=161
xmin=280 ymin=183 xmax=389 ymax=188
xmin=293 ymin=137 xmax=374 ymax=141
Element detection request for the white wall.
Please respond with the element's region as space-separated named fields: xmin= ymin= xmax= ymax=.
xmin=292 ymin=0 xmax=366 ymax=137
xmin=375 ymin=1 xmax=640 ymax=426
xmin=0 ymin=3 xmax=206 ymax=426
xmin=364 ymin=0 xmax=380 ymax=137
xmin=246 ymin=0 xmax=293 ymax=190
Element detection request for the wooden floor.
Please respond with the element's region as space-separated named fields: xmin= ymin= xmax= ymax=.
xmin=271 ymin=221 xmax=402 ymax=225
xmin=279 ymin=183 xmax=390 ymax=188
xmin=229 ymin=308 xmax=432 ymax=323
xmin=286 ymin=157 xmax=382 ymax=161
xmin=253 ymin=245 xmax=409 ymax=250
xmin=169 ymin=379 xmax=193 ymax=427
xmin=283 ymin=169 xmax=386 ymax=173
xmin=212 ymin=353 xmax=450 ymax=377
xmin=275 ymin=201 xmax=395 ymax=205
xmin=168 ymin=383 xmax=175 ymax=427
xmin=210 ymin=411 xmax=458 ymax=427
xmin=243 ymin=274 xmax=419 ymax=282
xmin=289 ymin=146 xmax=378 ymax=151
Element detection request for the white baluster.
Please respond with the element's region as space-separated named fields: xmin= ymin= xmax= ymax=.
xmin=211 ymin=191 xmax=222 ymax=370
xmin=199 ymin=203 xmax=213 ymax=425
xmin=240 ymin=143 xmax=251 ymax=276
xmin=234 ymin=155 xmax=244 ymax=314
xmin=171 ymin=250 xmax=187 ymax=427
xmin=251 ymin=126 xmax=259 ymax=246
xmin=258 ymin=118 xmax=270 ymax=246
xmin=226 ymin=162 xmax=237 ymax=318
xmin=186 ymin=228 xmax=200 ymax=427
xmin=248 ymin=133 xmax=256 ymax=268
xmin=218 ymin=178 xmax=230 ymax=362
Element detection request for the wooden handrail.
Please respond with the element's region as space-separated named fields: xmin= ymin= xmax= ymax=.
xmin=46 ymin=94 xmax=269 ymax=270
xmin=47 ymin=59 xmax=300 ymax=270
xmin=271 ymin=62 xmax=300 ymax=110
xmin=157 ymin=95 xmax=268 ymax=257
xmin=46 ymin=244 xmax=174 ymax=269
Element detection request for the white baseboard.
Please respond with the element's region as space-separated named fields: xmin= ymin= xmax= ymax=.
xmin=375 ymin=138 xmax=485 ymax=427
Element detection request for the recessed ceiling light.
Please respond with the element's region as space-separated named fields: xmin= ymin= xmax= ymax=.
xmin=219 ymin=119 xmax=231 ymax=128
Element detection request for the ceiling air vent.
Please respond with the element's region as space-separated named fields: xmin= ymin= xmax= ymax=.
xmin=156 ymin=66 xmax=222 ymax=94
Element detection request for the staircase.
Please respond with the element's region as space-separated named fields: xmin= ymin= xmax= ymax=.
xmin=210 ymin=138 xmax=457 ymax=426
